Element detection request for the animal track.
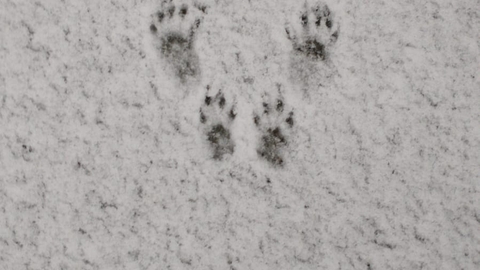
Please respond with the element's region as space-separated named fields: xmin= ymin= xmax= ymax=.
xmin=285 ymin=1 xmax=339 ymax=60
xmin=200 ymin=88 xmax=236 ymax=160
xmin=254 ymin=99 xmax=294 ymax=167
xmin=149 ymin=1 xmax=207 ymax=82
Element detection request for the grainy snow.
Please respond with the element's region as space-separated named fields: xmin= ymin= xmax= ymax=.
xmin=1 ymin=0 xmax=479 ymax=269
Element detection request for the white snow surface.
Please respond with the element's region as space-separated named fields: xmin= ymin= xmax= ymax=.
xmin=1 ymin=0 xmax=479 ymax=269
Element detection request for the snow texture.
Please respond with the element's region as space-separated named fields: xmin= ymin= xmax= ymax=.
xmin=0 ymin=0 xmax=479 ymax=269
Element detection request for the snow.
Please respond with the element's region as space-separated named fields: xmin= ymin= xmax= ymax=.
xmin=1 ymin=0 xmax=479 ymax=269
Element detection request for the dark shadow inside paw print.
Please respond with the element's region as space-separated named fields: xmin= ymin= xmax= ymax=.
xmin=150 ymin=3 xmax=204 ymax=83
xmin=296 ymin=39 xmax=326 ymax=60
xmin=200 ymin=89 xmax=236 ymax=160
xmin=160 ymin=33 xmax=190 ymax=56
xmin=254 ymin=98 xmax=294 ymax=167
xmin=286 ymin=1 xmax=338 ymax=61
xmin=258 ymin=127 xmax=287 ymax=166
xmin=207 ymin=124 xmax=234 ymax=160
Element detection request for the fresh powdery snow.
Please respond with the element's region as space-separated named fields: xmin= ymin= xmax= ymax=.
xmin=0 ymin=0 xmax=479 ymax=269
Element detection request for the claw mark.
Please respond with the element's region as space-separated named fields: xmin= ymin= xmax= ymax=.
xmin=200 ymin=110 xmax=206 ymax=123
xmin=254 ymin=115 xmax=260 ymax=126
xmin=157 ymin=11 xmax=165 ymax=23
xmin=229 ymin=108 xmax=236 ymax=120
xmin=276 ymin=100 xmax=284 ymax=112
xmin=180 ymin=5 xmax=188 ymax=17
xmin=219 ymin=95 xmax=226 ymax=109
xmin=286 ymin=112 xmax=294 ymax=127
xmin=205 ymin=96 xmax=211 ymax=105
xmin=301 ymin=13 xmax=308 ymax=26
xmin=263 ymin=102 xmax=269 ymax=114
xmin=150 ymin=24 xmax=157 ymax=33
xmin=326 ymin=18 xmax=332 ymax=28
xmin=168 ymin=6 xmax=175 ymax=17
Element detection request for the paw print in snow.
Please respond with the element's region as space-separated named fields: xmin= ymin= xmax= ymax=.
xmin=199 ymin=89 xmax=236 ymax=160
xmin=254 ymin=99 xmax=294 ymax=167
xmin=149 ymin=1 xmax=207 ymax=82
xmin=285 ymin=1 xmax=339 ymax=60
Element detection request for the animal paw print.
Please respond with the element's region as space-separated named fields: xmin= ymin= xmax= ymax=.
xmin=200 ymin=89 xmax=236 ymax=160
xmin=285 ymin=1 xmax=339 ymax=60
xmin=149 ymin=1 xmax=207 ymax=82
xmin=254 ymin=99 xmax=294 ymax=167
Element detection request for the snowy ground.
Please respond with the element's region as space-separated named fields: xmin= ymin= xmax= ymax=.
xmin=1 ymin=0 xmax=479 ymax=269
